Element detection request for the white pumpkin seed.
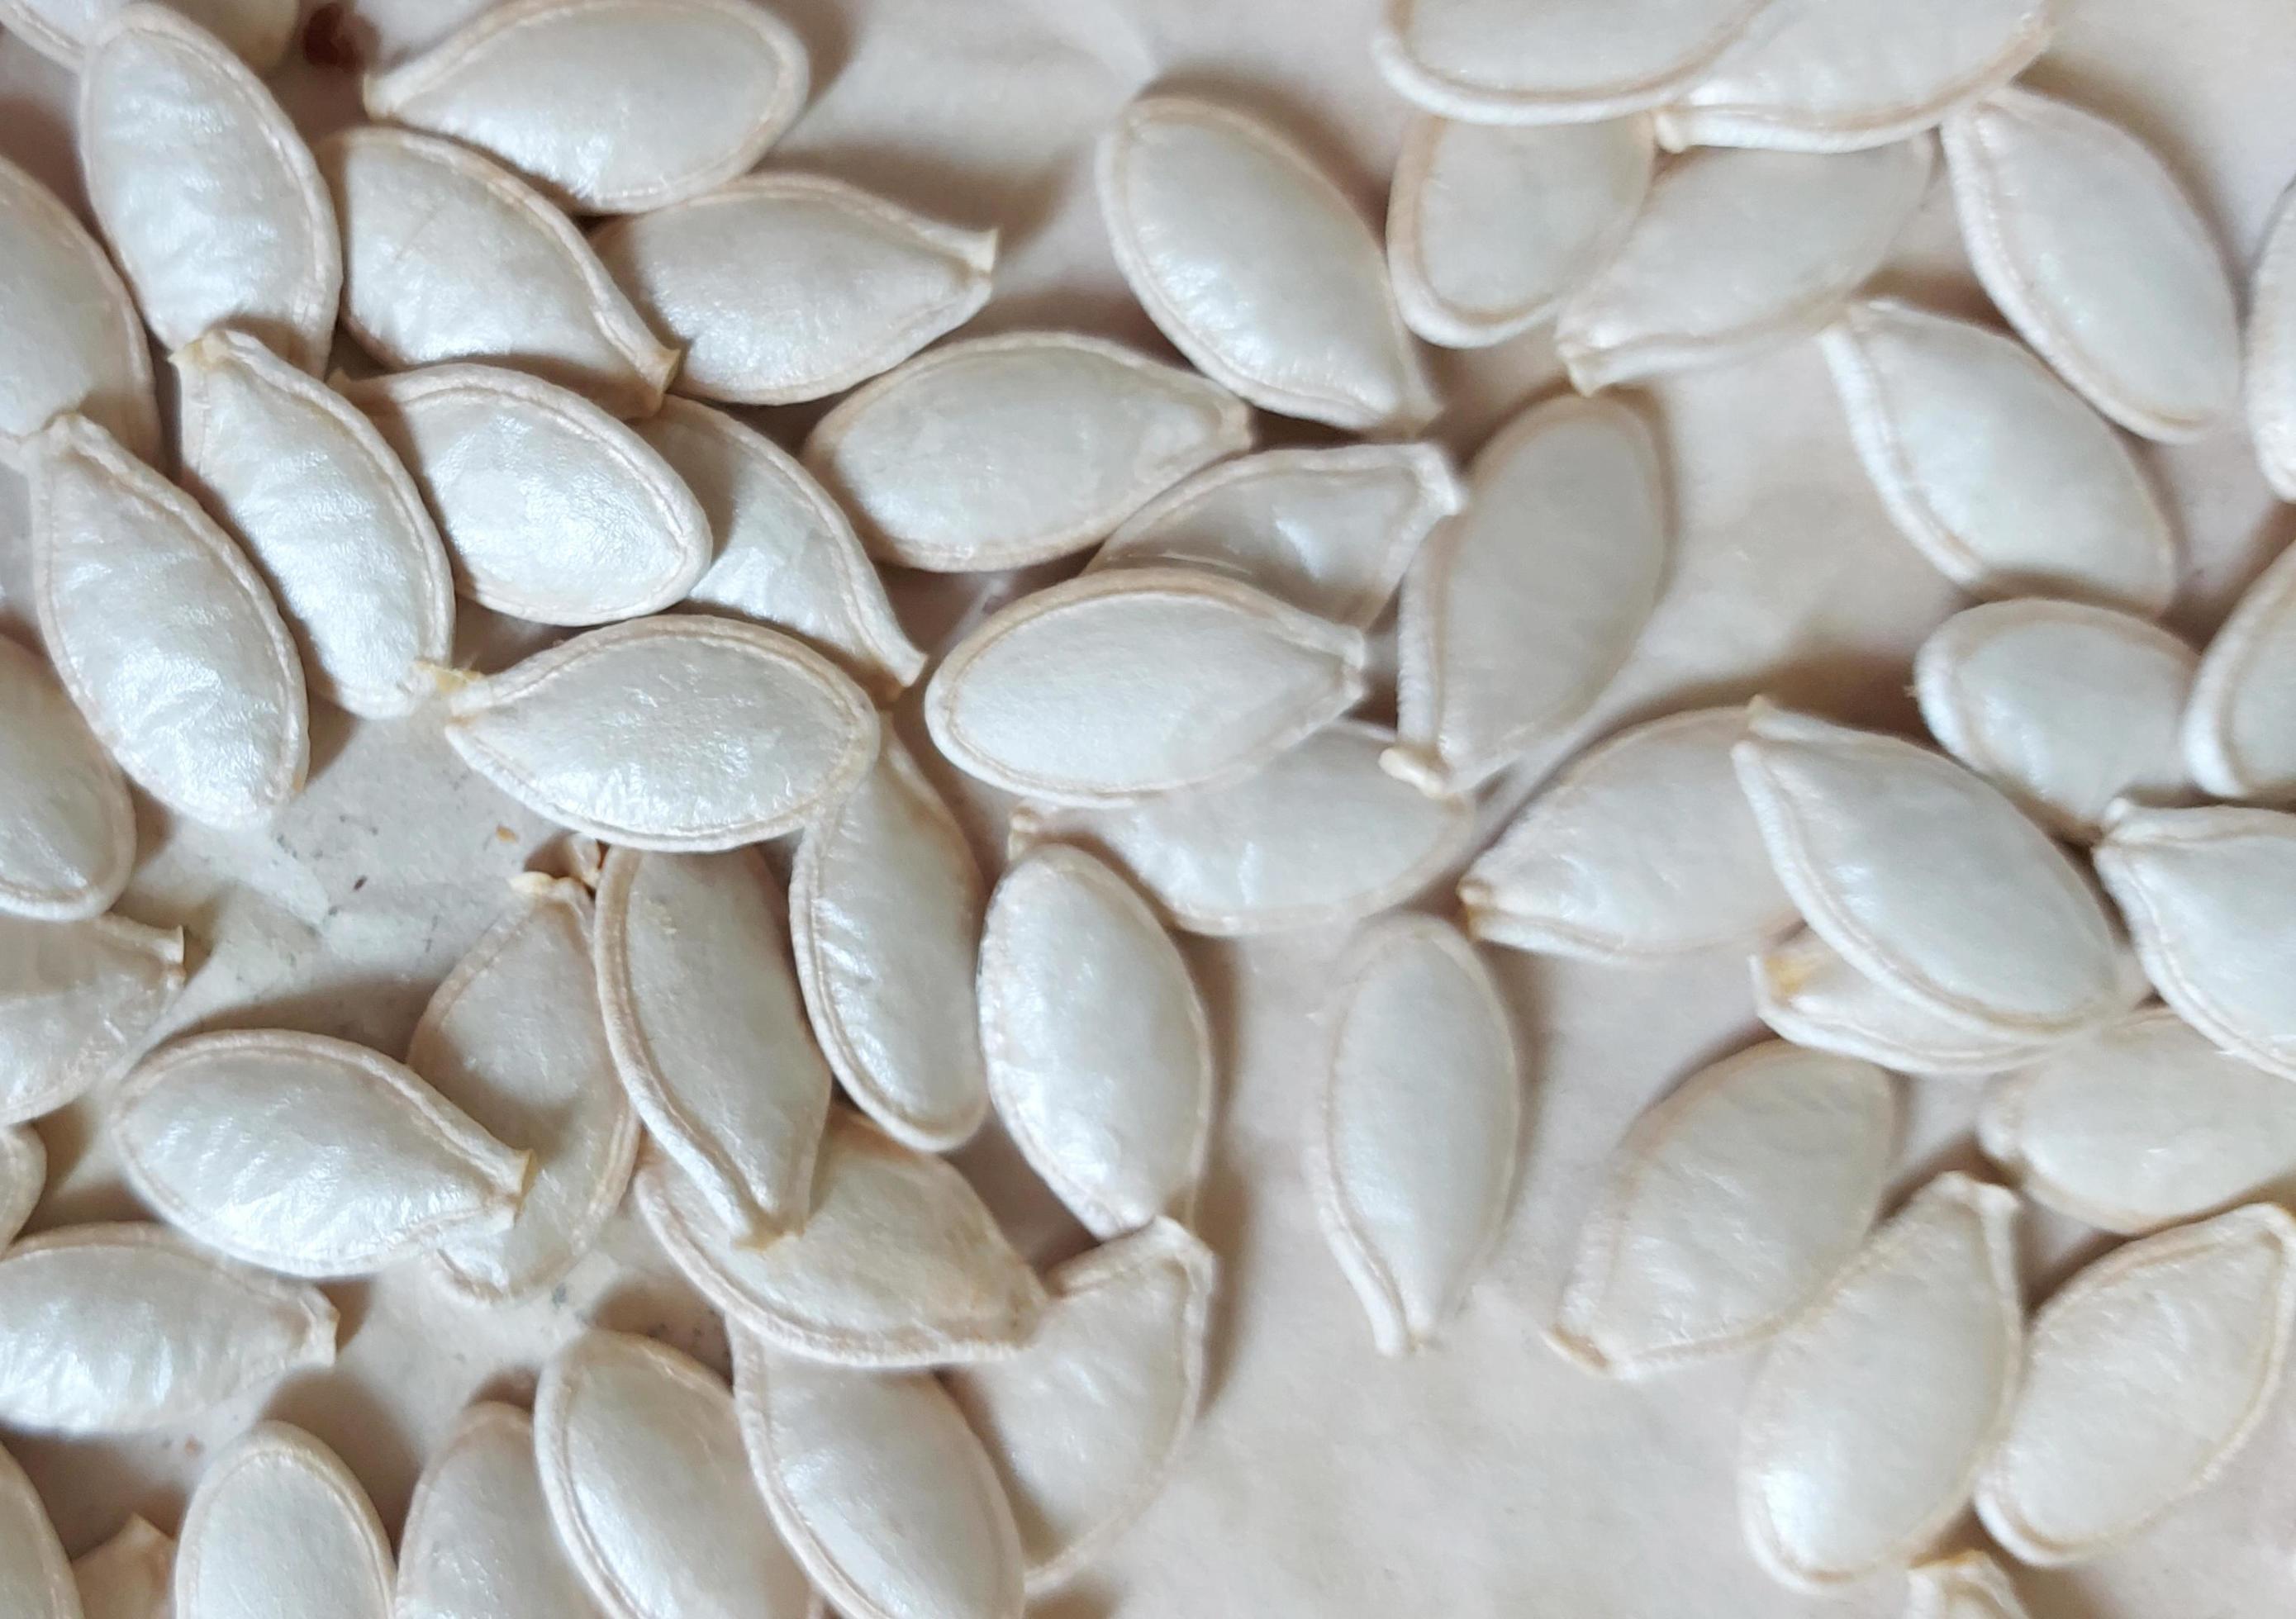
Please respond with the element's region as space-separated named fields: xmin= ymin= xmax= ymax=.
xmin=1737 ymin=1173 xmax=2023 ymax=1591
xmin=0 ymin=1223 xmax=335 ymax=1432
xmin=1734 ymin=703 xmax=2131 ymax=1041
xmin=72 ymin=1515 xmax=173 ymax=1619
xmin=791 ymin=740 xmax=987 ymax=1153
xmin=340 ymin=363 xmax=710 ymax=627
xmin=2184 ymin=537 xmax=2296 ymax=802
xmin=1942 ymin=88 xmax=2241 ymax=442
xmin=0 ymin=1437 xmax=74 ymax=1619
xmin=0 ymin=634 xmax=134 ymax=923
xmin=1387 ymin=115 xmax=1652 ymax=349
xmin=444 ymin=615 xmax=879 ymax=851
xmin=1388 ymin=395 xmax=1666 ymax=795
xmin=1370 ymin=0 xmax=1767 ymax=125
xmin=1975 ymin=1204 xmax=2296 ymax=1564
xmin=319 ymin=126 xmax=677 ymax=417
xmin=398 ymin=1403 xmax=604 ymax=1619
xmin=409 ymin=879 xmax=638 ymax=1303
xmin=174 ymin=328 xmax=456 ymax=718
xmin=1007 ymin=720 xmax=1472 ymax=938
xmin=2094 ymin=805 xmax=2296 ymax=1082
xmin=80 ymin=4 xmax=339 ymax=372
xmin=1981 ymin=1008 xmax=2296 ymax=1235
xmin=1752 ymin=930 xmax=2060 ymax=1076
xmin=734 ymin=1332 xmax=1025 ymax=1619
xmin=1550 ymin=1041 xmax=1896 ymax=1377
xmin=593 ymin=844 xmax=831 ymax=1246
xmin=1654 ymin=0 xmax=2052 ymax=154
xmin=2246 ymin=178 xmax=2296 ymax=499
xmin=176 ymin=1423 xmax=392 ymax=1619
xmin=1314 ymin=914 xmax=1519 ymax=1355
xmin=926 ymin=568 xmax=1367 ymax=806
xmin=1904 ymin=1551 xmax=2031 ymax=1619
xmin=0 ymin=154 xmax=158 ymax=469
xmin=979 ymin=846 xmax=1212 ymax=1240
xmin=594 ymin=174 xmax=995 ymax=406
xmin=535 ymin=1332 xmax=812 ymax=1619
xmin=633 ymin=1112 xmax=1046 ymax=1368
xmin=1914 ymin=599 xmax=2194 ymax=840
xmin=114 ymin=1028 xmax=530 ymax=1278
xmin=364 ymin=0 xmax=807 ymax=214
xmin=1462 ymin=705 xmax=1798 ymax=961
xmin=804 ymin=332 xmax=1250 ymax=573
xmin=0 ymin=1129 xmax=40 ymax=1249
xmin=635 ymin=398 xmax=923 ymax=700
xmin=1098 ymin=95 xmax=1433 ymax=433
xmin=948 ymin=1219 xmax=1216 ymax=1592
xmin=27 ymin=413 xmax=309 ymax=829
xmin=1820 ymin=299 xmax=2180 ymax=614
xmin=1556 ymin=138 xmax=1931 ymax=392
xmin=1086 ymin=443 xmax=1459 ymax=629
xmin=0 ymin=912 xmax=183 ymax=1124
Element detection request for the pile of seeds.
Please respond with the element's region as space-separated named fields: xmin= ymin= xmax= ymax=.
xmin=0 ymin=0 xmax=2292 ymax=1612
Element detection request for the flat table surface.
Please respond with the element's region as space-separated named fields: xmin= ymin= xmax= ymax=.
xmin=6 ymin=1 xmax=2296 ymax=1614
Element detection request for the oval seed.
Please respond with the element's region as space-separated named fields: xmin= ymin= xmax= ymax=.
xmin=2094 ymin=805 xmax=2296 ymax=1082
xmin=2246 ymin=178 xmax=2296 ymax=499
xmin=0 ymin=634 xmax=135 ymax=922
xmin=1653 ymin=0 xmax=2052 ymax=154
xmin=1555 ymin=139 xmax=1932 ymax=392
xmin=1981 ymin=1008 xmax=2296 ymax=1235
xmin=980 ymin=846 xmax=1212 ymax=1239
xmin=1462 ymin=706 xmax=1797 ymax=961
xmin=27 ymin=414 xmax=309 ymax=829
xmin=633 ymin=1112 xmax=1048 ymax=1368
xmin=1942 ymin=88 xmax=2241 ymax=442
xmin=0 ymin=154 xmax=158 ymax=468
xmin=1550 ymin=1042 xmax=1896 ymax=1377
xmin=533 ymin=1333 xmax=811 ymax=1619
xmin=1086 ymin=442 xmax=1462 ymax=629
xmin=1752 ymin=930 xmax=2059 ymax=1077
xmin=444 ymin=616 xmax=879 ymax=850
xmin=734 ymin=1332 xmax=1026 ymax=1619
xmin=791 ymin=740 xmax=989 ymax=1153
xmin=804 ymin=332 xmax=1250 ymax=573
xmin=927 ymin=568 xmax=1367 ymax=805
xmin=1387 ymin=115 xmax=1652 ymax=349
xmin=72 ymin=1515 xmax=173 ymax=1619
xmin=1737 ymin=1174 xmax=2023 ymax=1591
xmin=1733 ymin=703 xmax=2130 ymax=1042
xmin=0 ymin=1223 xmax=335 ymax=1433
xmin=364 ymin=0 xmax=807 ymax=214
xmin=1975 ymin=1204 xmax=2296 ymax=1564
xmin=409 ymin=879 xmax=638 ymax=1302
xmin=0 ymin=1130 xmax=39 ymax=1249
xmin=1099 ymin=95 xmax=1433 ymax=432
xmin=1820 ymin=299 xmax=2180 ymax=615
xmin=636 ymin=397 xmax=924 ymax=700
xmin=114 ymin=1028 xmax=530 ymax=1278
xmin=1007 ymin=720 xmax=1472 ymax=938
xmin=594 ymin=174 xmax=996 ymax=405
xmin=80 ymin=4 xmax=339 ymax=372
xmin=340 ymin=363 xmax=709 ymax=626
xmin=174 ymin=328 xmax=455 ymax=718
xmin=0 ymin=912 xmax=183 ymax=1123
xmin=1388 ymin=395 xmax=1666 ymax=795
xmin=593 ymin=845 xmax=832 ymax=1246
xmin=318 ymin=126 xmax=677 ymax=417
xmin=175 ymin=1423 xmax=392 ymax=1619
xmin=2184 ymin=536 xmax=2296 ymax=802
xmin=1904 ymin=1551 xmax=2032 ymax=1619
xmin=1314 ymin=915 xmax=1520 ymax=1355
xmin=0 ymin=1437 xmax=74 ymax=1619
xmin=398 ymin=1403 xmax=604 ymax=1619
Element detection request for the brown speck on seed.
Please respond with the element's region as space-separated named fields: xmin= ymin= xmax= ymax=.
xmin=301 ymin=2 xmax=370 ymax=71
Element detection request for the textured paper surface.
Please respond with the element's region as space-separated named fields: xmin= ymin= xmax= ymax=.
xmin=2 ymin=1 xmax=2292 ymax=1613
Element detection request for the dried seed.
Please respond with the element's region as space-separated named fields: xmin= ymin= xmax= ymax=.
xmin=176 ymin=1423 xmax=392 ymax=1619
xmin=0 ymin=634 xmax=135 ymax=923
xmin=0 ymin=913 xmax=183 ymax=1124
xmin=397 ymin=1403 xmax=605 ymax=1619
xmin=2184 ymin=535 xmax=2296 ymax=802
xmin=0 ymin=1130 xmax=40 ymax=1249
xmin=1752 ymin=929 xmax=2058 ymax=1077
xmin=2246 ymin=178 xmax=2296 ymax=498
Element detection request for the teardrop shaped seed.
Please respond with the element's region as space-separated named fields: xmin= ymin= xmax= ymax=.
xmin=0 ymin=1130 xmax=40 ymax=1250
xmin=2184 ymin=537 xmax=2296 ymax=803
xmin=1751 ymin=930 xmax=2060 ymax=1077
xmin=0 ymin=634 xmax=135 ymax=922
xmin=593 ymin=173 xmax=996 ymax=405
xmin=0 ymin=912 xmax=183 ymax=1124
xmin=175 ymin=1423 xmax=392 ymax=1619
xmin=397 ymin=1403 xmax=605 ymax=1619
xmin=2246 ymin=177 xmax=2296 ymax=500
xmin=26 ymin=413 xmax=309 ymax=828
xmin=363 ymin=0 xmax=808 ymax=214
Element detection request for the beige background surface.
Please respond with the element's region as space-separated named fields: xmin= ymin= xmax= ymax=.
xmin=5 ymin=0 xmax=2296 ymax=1613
